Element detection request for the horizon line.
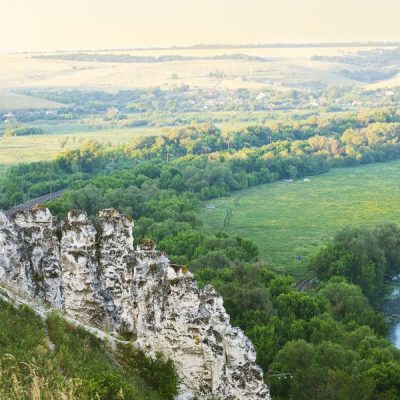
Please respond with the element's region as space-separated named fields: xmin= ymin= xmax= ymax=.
xmin=2 ymin=40 xmax=400 ymax=55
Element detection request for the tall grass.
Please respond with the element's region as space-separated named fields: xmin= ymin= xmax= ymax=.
xmin=0 ymin=299 xmax=178 ymax=399
xmin=0 ymin=355 xmax=84 ymax=400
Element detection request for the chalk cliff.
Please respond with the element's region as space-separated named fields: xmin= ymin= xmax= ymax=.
xmin=0 ymin=206 xmax=270 ymax=400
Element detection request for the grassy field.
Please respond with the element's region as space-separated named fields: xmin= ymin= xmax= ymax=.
xmin=0 ymin=46 xmax=372 ymax=94
xmin=0 ymin=125 xmax=163 ymax=165
xmin=201 ymin=161 xmax=400 ymax=276
xmin=0 ymin=90 xmax=63 ymax=112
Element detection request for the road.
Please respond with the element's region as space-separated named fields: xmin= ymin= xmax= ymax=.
xmin=4 ymin=189 xmax=67 ymax=216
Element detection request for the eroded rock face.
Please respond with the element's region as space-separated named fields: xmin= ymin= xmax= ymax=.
xmin=0 ymin=206 xmax=63 ymax=307
xmin=61 ymin=210 xmax=112 ymax=327
xmin=0 ymin=206 xmax=270 ymax=400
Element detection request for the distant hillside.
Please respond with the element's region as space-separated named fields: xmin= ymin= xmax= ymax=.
xmin=31 ymin=41 xmax=400 ymax=53
xmin=0 ymin=91 xmax=64 ymax=112
xmin=312 ymin=47 xmax=400 ymax=83
xmin=33 ymin=52 xmax=269 ymax=63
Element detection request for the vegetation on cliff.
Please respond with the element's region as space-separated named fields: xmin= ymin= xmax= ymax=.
xmin=0 ymin=299 xmax=178 ymax=400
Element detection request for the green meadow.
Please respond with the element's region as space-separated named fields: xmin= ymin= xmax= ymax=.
xmin=0 ymin=125 xmax=161 ymax=165
xmin=201 ymin=160 xmax=400 ymax=276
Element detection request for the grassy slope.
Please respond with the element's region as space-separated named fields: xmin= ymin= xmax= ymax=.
xmin=201 ymin=160 xmax=400 ymax=276
xmin=0 ymin=298 xmax=170 ymax=400
xmin=0 ymin=47 xmax=366 ymax=92
xmin=0 ymin=91 xmax=63 ymax=112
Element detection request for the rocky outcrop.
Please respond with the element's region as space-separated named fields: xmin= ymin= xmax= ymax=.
xmin=0 ymin=205 xmax=63 ymax=308
xmin=0 ymin=206 xmax=270 ymax=400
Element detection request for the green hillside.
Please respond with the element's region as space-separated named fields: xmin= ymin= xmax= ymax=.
xmin=201 ymin=160 xmax=400 ymax=275
xmin=0 ymin=297 xmax=178 ymax=400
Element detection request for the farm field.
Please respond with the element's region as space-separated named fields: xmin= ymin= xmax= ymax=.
xmin=0 ymin=125 xmax=162 ymax=165
xmin=0 ymin=46 xmax=378 ymax=94
xmin=201 ymin=160 xmax=400 ymax=276
xmin=0 ymin=90 xmax=63 ymax=112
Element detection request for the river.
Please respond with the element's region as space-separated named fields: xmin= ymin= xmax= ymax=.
xmin=385 ymin=284 xmax=400 ymax=348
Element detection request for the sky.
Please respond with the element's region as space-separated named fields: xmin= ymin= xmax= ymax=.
xmin=0 ymin=0 xmax=400 ymax=52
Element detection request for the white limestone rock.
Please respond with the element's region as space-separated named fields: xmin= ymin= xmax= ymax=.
xmin=130 ymin=262 xmax=268 ymax=399
xmin=0 ymin=206 xmax=270 ymax=400
xmin=13 ymin=206 xmax=63 ymax=308
xmin=61 ymin=210 xmax=113 ymax=327
xmin=98 ymin=209 xmax=134 ymax=307
xmin=0 ymin=212 xmax=31 ymax=293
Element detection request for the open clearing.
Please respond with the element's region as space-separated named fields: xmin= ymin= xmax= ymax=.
xmin=201 ymin=161 xmax=400 ymax=276
xmin=0 ymin=125 xmax=161 ymax=165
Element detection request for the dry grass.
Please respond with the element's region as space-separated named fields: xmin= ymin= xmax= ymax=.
xmin=0 ymin=46 xmax=383 ymax=93
xmin=0 ymin=355 xmax=84 ymax=400
xmin=0 ymin=91 xmax=62 ymax=112
xmin=367 ymin=73 xmax=400 ymax=90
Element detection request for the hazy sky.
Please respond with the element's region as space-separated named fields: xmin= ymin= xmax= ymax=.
xmin=1 ymin=0 xmax=400 ymax=51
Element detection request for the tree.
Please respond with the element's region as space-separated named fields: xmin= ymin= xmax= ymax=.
xmin=276 ymin=291 xmax=326 ymax=320
xmin=318 ymin=279 xmax=370 ymax=320
xmin=308 ymin=241 xmax=379 ymax=304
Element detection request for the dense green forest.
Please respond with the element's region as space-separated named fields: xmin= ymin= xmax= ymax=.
xmin=3 ymin=107 xmax=400 ymax=208
xmin=2 ymin=110 xmax=400 ymax=398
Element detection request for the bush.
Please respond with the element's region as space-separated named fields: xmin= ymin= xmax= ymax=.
xmin=117 ymin=343 xmax=179 ymax=400
xmin=4 ymin=127 xmax=44 ymax=136
xmin=46 ymin=312 xmax=167 ymax=399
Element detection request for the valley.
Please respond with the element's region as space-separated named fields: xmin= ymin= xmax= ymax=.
xmin=201 ymin=160 xmax=400 ymax=275
xmin=2 ymin=40 xmax=400 ymax=400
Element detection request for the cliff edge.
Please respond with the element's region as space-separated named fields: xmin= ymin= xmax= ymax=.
xmin=0 ymin=206 xmax=270 ymax=400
